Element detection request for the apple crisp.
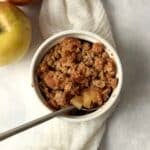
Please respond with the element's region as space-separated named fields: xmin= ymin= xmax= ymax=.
xmin=36 ymin=37 xmax=118 ymax=110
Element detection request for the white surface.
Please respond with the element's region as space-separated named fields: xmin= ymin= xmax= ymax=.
xmin=0 ymin=0 xmax=150 ymax=150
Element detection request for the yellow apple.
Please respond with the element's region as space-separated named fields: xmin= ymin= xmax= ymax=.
xmin=0 ymin=2 xmax=31 ymax=66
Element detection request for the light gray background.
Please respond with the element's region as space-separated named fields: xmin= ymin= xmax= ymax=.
xmin=101 ymin=0 xmax=150 ymax=149
xmin=0 ymin=0 xmax=150 ymax=150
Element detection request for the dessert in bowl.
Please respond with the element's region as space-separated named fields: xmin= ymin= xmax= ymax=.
xmin=30 ymin=30 xmax=123 ymax=122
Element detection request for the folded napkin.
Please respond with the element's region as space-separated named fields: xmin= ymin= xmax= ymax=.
xmin=38 ymin=0 xmax=115 ymax=150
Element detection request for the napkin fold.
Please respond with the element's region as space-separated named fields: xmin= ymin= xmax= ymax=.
xmin=40 ymin=0 xmax=114 ymax=46
xmin=39 ymin=0 xmax=115 ymax=150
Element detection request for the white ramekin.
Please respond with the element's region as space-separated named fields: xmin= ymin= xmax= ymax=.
xmin=30 ymin=30 xmax=123 ymax=122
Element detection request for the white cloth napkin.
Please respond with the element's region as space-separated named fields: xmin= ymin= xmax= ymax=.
xmin=38 ymin=0 xmax=115 ymax=150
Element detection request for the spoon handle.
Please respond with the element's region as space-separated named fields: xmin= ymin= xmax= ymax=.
xmin=0 ymin=106 xmax=74 ymax=141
